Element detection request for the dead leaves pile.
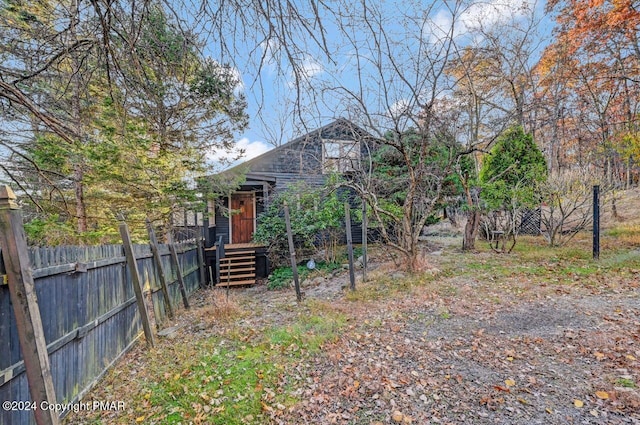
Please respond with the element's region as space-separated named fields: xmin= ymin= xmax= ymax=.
xmin=282 ymin=291 xmax=640 ymax=424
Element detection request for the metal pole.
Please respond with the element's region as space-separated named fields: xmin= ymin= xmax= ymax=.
xmin=362 ymin=199 xmax=368 ymax=282
xmin=593 ymin=185 xmax=600 ymax=260
xmin=345 ymin=202 xmax=356 ymax=291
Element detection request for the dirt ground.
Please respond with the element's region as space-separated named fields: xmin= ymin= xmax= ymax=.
xmin=70 ymin=229 xmax=640 ymax=424
xmin=231 ymin=236 xmax=640 ymax=425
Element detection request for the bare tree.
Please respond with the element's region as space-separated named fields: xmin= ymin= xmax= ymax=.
xmin=445 ymin=2 xmax=548 ymax=251
xmin=275 ymin=0 xmax=472 ymax=271
xmin=539 ymin=169 xmax=605 ymax=246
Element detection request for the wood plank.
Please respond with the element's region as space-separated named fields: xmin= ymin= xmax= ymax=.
xmin=168 ymin=237 xmax=190 ymax=309
xmin=219 ymin=260 xmax=255 ymax=267
xmin=0 ymin=186 xmax=59 ymax=425
xmin=220 ymin=267 xmax=255 ymax=273
xmin=146 ymin=219 xmax=174 ymax=320
xmin=220 ymin=272 xmax=255 ymax=279
xmin=220 ymin=256 xmax=255 ymax=262
xmin=118 ymin=217 xmax=155 ymax=348
xmin=284 ymin=201 xmax=302 ymax=301
xmin=216 ymin=279 xmax=256 ymax=286
xmin=224 ymin=250 xmax=255 ymax=256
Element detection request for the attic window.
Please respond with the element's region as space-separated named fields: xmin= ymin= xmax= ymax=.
xmin=323 ymin=139 xmax=360 ymax=173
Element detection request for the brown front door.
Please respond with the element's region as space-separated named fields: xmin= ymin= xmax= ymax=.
xmin=230 ymin=193 xmax=255 ymax=243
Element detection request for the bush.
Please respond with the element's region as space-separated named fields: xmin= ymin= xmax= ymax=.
xmin=478 ymin=126 xmax=547 ymax=252
xmin=253 ymin=182 xmax=347 ymax=267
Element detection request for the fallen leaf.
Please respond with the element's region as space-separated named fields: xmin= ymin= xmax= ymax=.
xmin=505 ymin=379 xmax=516 ymax=387
xmin=494 ymin=385 xmax=510 ymax=393
xmin=595 ymin=391 xmax=609 ymax=400
xmin=574 ymin=399 xmax=584 ymax=408
xmin=626 ymin=355 xmax=637 ymax=361
xmin=392 ymin=410 xmax=404 ymax=423
xmin=594 ymin=352 xmax=605 ymax=360
xmin=135 ymin=416 xmax=146 ymax=423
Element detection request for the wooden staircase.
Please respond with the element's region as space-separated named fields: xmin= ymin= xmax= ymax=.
xmin=218 ymin=249 xmax=256 ymax=286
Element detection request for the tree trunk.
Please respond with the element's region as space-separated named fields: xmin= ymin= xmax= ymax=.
xmin=70 ymin=0 xmax=87 ymax=233
xmin=74 ymin=164 xmax=87 ymax=232
xmin=462 ymin=209 xmax=480 ymax=251
xmin=462 ymin=186 xmax=481 ymax=251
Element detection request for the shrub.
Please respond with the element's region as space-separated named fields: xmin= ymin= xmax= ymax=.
xmin=253 ymin=182 xmax=347 ymax=267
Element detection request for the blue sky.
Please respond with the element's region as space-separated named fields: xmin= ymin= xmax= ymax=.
xmin=206 ymin=0 xmax=554 ymax=170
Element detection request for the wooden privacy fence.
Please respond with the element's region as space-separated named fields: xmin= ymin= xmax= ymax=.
xmin=0 ymin=186 xmax=206 ymax=425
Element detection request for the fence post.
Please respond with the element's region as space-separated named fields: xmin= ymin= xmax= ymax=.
xmin=361 ymin=199 xmax=368 ymax=283
xmin=0 ymin=186 xmax=59 ymax=425
xmin=283 ymin=202 xmax=302 ymax=302
xmin=215 ymin=236 xmax=223 ymax=285
xmin=168 ymin=234 xmax=190 ymax=309
xmin=345 ymin=202 xmax=356 ymax=291
xmin=593 ymin=185 xmax=600 ymax=260
xmin=197 ymin=235 xmax=207 ymax=288
xmin=118 ymin=217 xmax=155 ymax=348
xmin=146 ymin=219 xmax=174 ymax=319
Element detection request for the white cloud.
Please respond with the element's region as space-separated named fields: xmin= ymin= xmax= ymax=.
xmin=229 ymin=66 xmax=245 ymax=95
xmin=260 ymin=39 xmax=281 ymax=73
xmin=425 ymin=0 xmax=535 ymax=43
xmin=388 ymin=98 xmax=412 ymax=119
xmin=426 ymin=8 xmax=457 ymax=42
xmin=300 ymin=57 xmax=324 ymax=79
xmin=235 ymin=137 xmax=272 ymax=161
xmin=287 ymin=55 xmax=325 ymax=88
xmin=207 ymin=137 xmax=272 ymax=170
xmin=461 ymin=0 xmax=534 ymax=31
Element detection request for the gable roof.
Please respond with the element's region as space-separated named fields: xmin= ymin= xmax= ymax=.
xmin=225 ymin=118 xmax=369 ymax=174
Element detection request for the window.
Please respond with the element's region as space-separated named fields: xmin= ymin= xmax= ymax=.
xmin=323 ymin=139 xmax=360 ymax=173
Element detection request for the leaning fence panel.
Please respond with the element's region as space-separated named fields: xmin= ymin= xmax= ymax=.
xmin=0 ymin=241 xmax=200 ymax=425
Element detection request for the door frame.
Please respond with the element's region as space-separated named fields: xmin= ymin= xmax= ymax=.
xmin=228 ymin=191 xmax=256 ymax=244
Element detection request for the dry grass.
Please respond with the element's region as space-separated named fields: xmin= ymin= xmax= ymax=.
xmin=184 ymin=289 xmax=244 ymax=329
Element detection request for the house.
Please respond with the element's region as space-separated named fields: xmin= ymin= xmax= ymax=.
xmin=203 ymin=118 xmax=372 ymax=285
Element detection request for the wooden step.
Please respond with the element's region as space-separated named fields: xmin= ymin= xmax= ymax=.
xmin=220 ymin=271 xmax=255 ymax=278
xmin=216 ymin=248 xmax=257 ymax=287
xmin=219 ymin=266 xmax=255 ymax=273
xmin=220 ymin=255 xmax=255 ymax=262
xmin=219 ymin=260 xmax=255 ymax=267
xmin=224 ymin=250 xmax=255 ymax=256
xmin=217 ymin=279 xmax=256 ymax=286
